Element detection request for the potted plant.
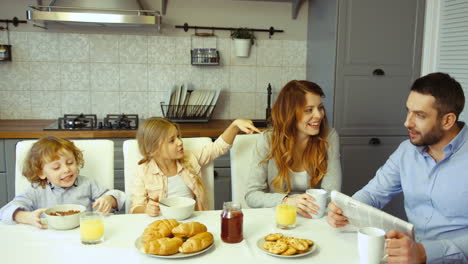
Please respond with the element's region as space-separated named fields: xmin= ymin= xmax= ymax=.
xmin=231 ymin=28 xmax=255 ymax=57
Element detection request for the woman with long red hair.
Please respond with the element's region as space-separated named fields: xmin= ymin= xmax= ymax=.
xmin=245 ymin=80 xmax=342 ymax=217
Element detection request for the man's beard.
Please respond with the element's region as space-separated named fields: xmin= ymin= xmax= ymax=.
xmin=409 ymin=124 xmax=444 ymax=146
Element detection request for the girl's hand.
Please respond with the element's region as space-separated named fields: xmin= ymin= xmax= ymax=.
xmin=146 ymin=195 xmax=160 ymax=217
xmin=284 ymin=193 xmax=318 ymax=218
xmin=233 ymin=119 xmax=261 ymax=134
xmin=93 ymin=195 xmax=116 ymax=215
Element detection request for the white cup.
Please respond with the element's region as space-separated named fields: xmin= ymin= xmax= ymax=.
xmin=358 ymin=227 xmax=386 ymax=264
xmin=305 ymin=188 xmax=328 ymax=219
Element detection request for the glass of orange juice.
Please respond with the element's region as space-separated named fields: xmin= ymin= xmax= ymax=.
xmin=80 ymin=212 xmax=104 ymax=245
xmin=276 ymin=204 xmax=297 ymax=229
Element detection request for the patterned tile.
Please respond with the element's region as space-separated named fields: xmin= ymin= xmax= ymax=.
xmin=28 ymin=32 xmax=60 ymax=62
xmin=0 ymin=91 xmax=31 ymax=119
xmin=283 ymin=40 xmax=307 ymax=67
xmin=230 ymin=66 xmax=256 ymax=92
xmin=175 ymin=65 xmax=203 ymax=89
xmin=119 ymin=35 xmax=148 ymax=64
xmin=211 ymin=91 xmax=230 ymax=119
xmin=30 ymin=91 xmax=61 ymax=118
xmin=282 ymin=67 xmax=307 ymax=84
xmin=91 ymin=91 xmax=120 ymax=117
xmin=0 ymin=62 xmax=30 ymax=90
xmin=174 ymin=37 xmax=191 ymax=65
xmin=59 ymin=33 xmax=89 ymax=63
xmin=257 ymin=40 xmax=283 ymax=67
xmin=60 ymin=63 xmax=90 ymax=91
xmin=256 ymin=66 xmax=284 ymax=93
xmin=119 ymin=64 xmax=147 ymax=92
xmin=217 ymin=38 xmax=231 ymax=66
xmin=9 ymin=32 xmax=30 ymax=61
xmin=90 ymin=63 xmax=119 ymax=91
xmin=229 ymin=92 xmax=255 ymax=119
xmin=89 ymin=34 xmax=120 ymax=63
xmin=148 ymin=92 xmax=167 ymax=117
xmin=119 ymin=91 xmax=148 ymax=118
xmin=148 ymin=36 xmax=175 ymax=65
xmin=61 ymin=91 xmax=91 ymax=114
xmin=148 ymin=64 xmax=177 ymax=92
xmin=30 ymin=62 xmax=61 ymax=91
xmin=203 ymin=66 xmax=230 ymax=91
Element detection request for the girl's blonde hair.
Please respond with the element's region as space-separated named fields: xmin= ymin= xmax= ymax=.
xmin=136 ymin=117 xmax=205 ymax=199
xmin=262 ymin=80 xmax=329 ymax=193
xmin=22 ymin=136 xmax=84 ymax=189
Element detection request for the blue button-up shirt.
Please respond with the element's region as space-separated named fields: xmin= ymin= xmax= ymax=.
xmin=353 ymin=123 xmax=468 ymax=263
xmin=0 ymin=176 xmax=126 ymax=225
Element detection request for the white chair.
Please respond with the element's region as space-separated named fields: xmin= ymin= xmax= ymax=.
xmin=123 ymin=137 xmax=215 ymax=213
xmin=15 ymin=139 xmax=114 ymax=195
xmin=230 ymin=134 xmax=260 ymax=209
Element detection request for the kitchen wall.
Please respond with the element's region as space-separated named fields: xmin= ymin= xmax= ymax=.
xmin=0 ymin=0 xmax=308 ymax=120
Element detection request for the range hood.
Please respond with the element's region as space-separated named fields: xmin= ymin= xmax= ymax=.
xmin=26 ymin=0 xmax=162 ymax=28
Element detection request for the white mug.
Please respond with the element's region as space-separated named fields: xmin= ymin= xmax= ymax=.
xmin=305 ymin=189 xmax=328 ymax=219
xmin=357 ymin=227 xmax=387 ymax=264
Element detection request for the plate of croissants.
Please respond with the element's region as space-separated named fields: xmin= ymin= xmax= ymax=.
xmin=135 ymin=219 xmax=214 ymax=258
xmin=257 ymin=233 xmax=317 ymax=258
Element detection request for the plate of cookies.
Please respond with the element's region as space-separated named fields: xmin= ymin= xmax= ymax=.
xmin=257 ymin=233 xmax=316 ymax=258
xmin=135 ymin=219 xmax=215 ymax=258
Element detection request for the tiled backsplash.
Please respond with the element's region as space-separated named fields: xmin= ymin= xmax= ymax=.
xmin=0 ymin=32 xmax=306 ymax=120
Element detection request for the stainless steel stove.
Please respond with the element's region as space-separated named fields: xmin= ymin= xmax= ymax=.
xmin=44 ymin=114 xmax=139 ymax=130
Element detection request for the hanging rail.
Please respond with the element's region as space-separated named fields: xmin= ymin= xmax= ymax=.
xmin=175 ymin=23 xmax=284 ymax=38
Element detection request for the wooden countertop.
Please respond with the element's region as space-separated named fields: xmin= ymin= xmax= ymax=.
xmin=0 ymin=119 xmax=233 ymax=139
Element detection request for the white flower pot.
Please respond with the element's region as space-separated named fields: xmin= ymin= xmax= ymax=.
xmin=234 ymin=38 xmax=252 ymax=57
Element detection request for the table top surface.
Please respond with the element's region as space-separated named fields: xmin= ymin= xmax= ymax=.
xmin=0 ymin=208 xmax=359 ymax=264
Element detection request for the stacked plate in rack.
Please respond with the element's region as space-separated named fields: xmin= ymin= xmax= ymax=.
xmin=164 ymin=83 xmax=220 ymax=120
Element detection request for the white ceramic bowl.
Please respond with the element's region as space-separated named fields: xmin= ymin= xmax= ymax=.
xmin=44 ymin=204 xmax=86 ymax=230
xmin=159 ymin=197 xmax=195 ymax=220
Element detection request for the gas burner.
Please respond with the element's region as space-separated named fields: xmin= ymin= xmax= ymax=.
xmin=59 ymin=114 xmax=97 ymax=130
xmin=102 ymin=114 xmax=138 ymax=130
xmin=44 ymin=113 xmax=138 ymax=131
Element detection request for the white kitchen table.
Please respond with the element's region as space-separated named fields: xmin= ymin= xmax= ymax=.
xmin=1 ymin=208 xmax=359 ymax=264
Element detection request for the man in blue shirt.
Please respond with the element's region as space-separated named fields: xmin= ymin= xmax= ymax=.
xmin=327 ymin=72 xmax=468 ymax=263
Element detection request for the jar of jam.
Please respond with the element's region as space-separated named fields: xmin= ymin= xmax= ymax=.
xmin=221 ymin=202 xmax=243 ymax=243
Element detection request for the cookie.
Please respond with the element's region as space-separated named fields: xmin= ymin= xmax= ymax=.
xmin=264 ymin=233 xmax=283 ymax=241
xmin=281 ymin=246 xmax=297 ymax=256
xmin=268 ymin=241 xmax=288 ymax=254
xmin=302 ymin=238 xmax=314 ymax=246
xmin=288 ymin=238 xmax=309 ymax=251
xmin=262 ymin=241 xmax=276 ymax=250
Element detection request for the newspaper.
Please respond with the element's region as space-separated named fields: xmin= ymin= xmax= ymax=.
xmin=330 ymin=190 xmax=414 ymax=238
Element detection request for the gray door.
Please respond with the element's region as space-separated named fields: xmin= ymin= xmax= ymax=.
xmin=334 ymin=0 xmax=425 ymax=136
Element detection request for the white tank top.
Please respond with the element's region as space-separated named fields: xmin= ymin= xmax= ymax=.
xmin=167 ymin=174 xmax=194 ymax=199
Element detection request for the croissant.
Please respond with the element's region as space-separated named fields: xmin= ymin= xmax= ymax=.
xmin=142 ymin=237 xmax=184 ymax=256
xmin=179 ymin=232 xmax=214 ymax=254
xmin=142 ymin=219 xmax=180 ymax=243
xmin=172 ymin=222 xmax=207 ymax=238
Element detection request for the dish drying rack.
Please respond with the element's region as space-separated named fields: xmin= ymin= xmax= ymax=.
xmin=160 ymin=102 xmax=216 ymax=123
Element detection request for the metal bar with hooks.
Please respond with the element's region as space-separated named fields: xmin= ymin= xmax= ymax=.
xmin=175 ymin=23 xmax=284 ymax=38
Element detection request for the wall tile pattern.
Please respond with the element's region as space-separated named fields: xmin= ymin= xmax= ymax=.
xmin=0 ymin=31 xmax=306 ymax=120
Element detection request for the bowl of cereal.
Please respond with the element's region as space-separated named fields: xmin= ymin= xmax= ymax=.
xmin=44 ymin=204 xmax=86 ymax=230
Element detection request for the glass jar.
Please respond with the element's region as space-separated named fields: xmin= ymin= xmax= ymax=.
xmin=221 ymin=202 xmax=243 ymax=243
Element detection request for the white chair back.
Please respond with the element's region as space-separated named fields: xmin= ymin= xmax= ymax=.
xmin=123 ymin=137 xmax=215 ymax=213
xmin=15 ymin=139 xmax=114 ymax=195
xmin=230 ymin=134 xmax=260 ymax=209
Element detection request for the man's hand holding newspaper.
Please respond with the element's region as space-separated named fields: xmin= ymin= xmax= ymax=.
xmin=327 ymin=191 xmax=427 ymax=263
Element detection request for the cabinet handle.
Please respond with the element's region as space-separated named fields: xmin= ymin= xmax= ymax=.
xmin=373 ymin=69 xmax=385 ymax=76
xmin=369 ymin=138 xmax=381 ymax=145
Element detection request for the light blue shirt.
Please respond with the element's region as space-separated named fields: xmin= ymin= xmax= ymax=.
xmin=353 ymin=122 xmax=468 ymax=263
xmin=0 ymin=176 xmax=126 ymax=225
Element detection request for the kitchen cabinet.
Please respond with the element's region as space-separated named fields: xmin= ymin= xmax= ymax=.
xmin=334 ymin=0 xmax=424 ymax=136
xmin=334 ymin=0 xmax=424 ymax=219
